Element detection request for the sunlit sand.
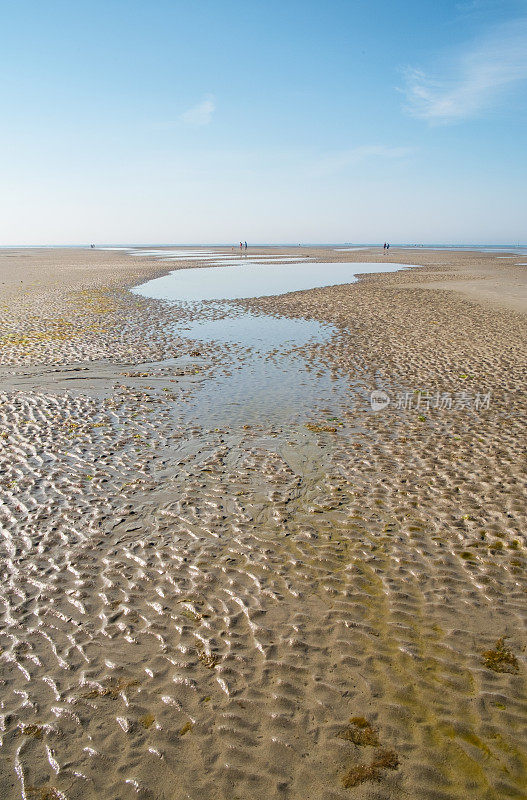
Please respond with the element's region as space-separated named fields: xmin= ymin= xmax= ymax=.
xmin=0 ymin=246 xmax=526 ymax=800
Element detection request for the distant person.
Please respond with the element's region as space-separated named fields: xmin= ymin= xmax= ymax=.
xmin=244 ymin=241 xmax=247 ymax=250
xmin=386 ymin=243 xmax=390 ymax=250
xmin=383 ymin=242 xmax=386 ymax=250
xmin=239 ymin=241 xmax=243 ymax=251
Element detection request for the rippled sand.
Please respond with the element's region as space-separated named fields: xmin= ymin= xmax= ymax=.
xmin=0 ymin=247 xmax=526 ymax=800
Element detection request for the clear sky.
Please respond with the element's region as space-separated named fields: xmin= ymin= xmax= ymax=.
xmin=1 ymin=0 xmax=526 ymax=245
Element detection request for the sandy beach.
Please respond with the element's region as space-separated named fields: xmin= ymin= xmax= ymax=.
xmin=0 ymin=246 xmax=526 ymax=800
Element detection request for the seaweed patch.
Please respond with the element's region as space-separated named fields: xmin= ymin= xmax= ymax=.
xmin=482 ymin=637 xmax=519 ymax=674
xmin=338 ymin=717 xmax=380 ymax=747
xmin=342 ymin=749 xmax=399 ymax=789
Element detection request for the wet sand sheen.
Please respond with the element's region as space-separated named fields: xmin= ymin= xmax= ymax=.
xmin=0 ymin=246 xmax=525 ymax=800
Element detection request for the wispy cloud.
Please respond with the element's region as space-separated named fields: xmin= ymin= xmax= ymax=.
xmin=402 ymin=17 xmax=527 ymax=123
xmin=455 ymin=0 xmax=495 ymax=15
xmin=454 ymin=0 xmax=516 ymax=18
xmin=179 ymin=95 xmax=216 ymax=127
xmin=315 ymin=145 xmax=413 ymax=175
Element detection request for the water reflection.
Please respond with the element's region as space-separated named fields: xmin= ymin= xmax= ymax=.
xmin=133 ymin=261 xmax=412 ymax=302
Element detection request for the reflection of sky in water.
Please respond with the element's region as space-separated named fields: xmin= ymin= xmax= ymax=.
xmin=133 ymin=261 xmax=413 ymax=302
xmin=136 ymin=253 xmax=228 ymax=260
xmin=177 ymin=307 xmax=350 ymax=427
xmin=179 ymin=309 xmax=335 ymax=348
xmin=132 ymin=260 xmax=415 ymax=428
xmin=180 ymin=353 xmax=353 ymax=428
xmin=162 ymin=257 xmax=307 ymax=265
xmin=334 ymin=245 xmax=527 ymax=256
xmin=130 ymin=250 xmax=214 ymax=257
xmin=411 ymin=246 xmax=527 ymax=256
xmin=196 ymin=258 xmax=307 ymax=267
xmin=472 ymin=247 xmax=527 ymax=254
xmin=124 ymin=248 xmax=312 ymax=265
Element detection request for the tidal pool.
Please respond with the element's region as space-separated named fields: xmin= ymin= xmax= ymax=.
xmin=132 ymin=260 xmax=412 ymax=302
xmin=179 ymin=310 xmax=332 ymax=349
xmin=131 ymin=259 xmax=417 ymax=427
xmin=173 ymin=305 xmax=346 ymax=427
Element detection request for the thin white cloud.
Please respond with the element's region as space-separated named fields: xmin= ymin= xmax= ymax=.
xmin=402 ymin=17 xmax=527 ymax=123
xmin=180 ymin=96 xmax=216 ymax=127
xmin=456 ymin=0 xmax=493 ymax=14
xmin=455 ymin=0 xmax=515 ymax=18
xmin=315 ymin=145 xmax=413 ymax=175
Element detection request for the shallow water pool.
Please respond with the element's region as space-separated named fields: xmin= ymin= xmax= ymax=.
xmin=180 ymin=310 xmax=333 ymax=348
xmin=132 ymin=261 xmax=412 ymax=302
xmin=131 ymin=259 xmax=417 ymax=427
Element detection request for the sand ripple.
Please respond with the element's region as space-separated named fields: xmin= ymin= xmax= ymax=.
xmin=0 ymin=247 xmax=525 ymax=799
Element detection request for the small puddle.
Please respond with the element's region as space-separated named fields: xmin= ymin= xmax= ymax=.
xmin=181 ymin=310 xmax=330 ymax=349
xmin=174 ymin=309 xmax=345 ymax=427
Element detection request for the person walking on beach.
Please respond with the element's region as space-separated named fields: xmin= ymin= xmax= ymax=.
xmin=239 ymin=241 xmax=243 ymax=251
xmin=386 ymin=242 xmax=390 ymax=250
xmin=244 ymin=241 xmax=247 ymax=250
xmin=383 ymin=242 xmax=386 ymax=250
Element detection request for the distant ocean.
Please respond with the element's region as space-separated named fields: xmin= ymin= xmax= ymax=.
xmin=333 ymin=244 xmax=527 ymax=255
xmin=1 ymin=243 xmax=527 ymax=255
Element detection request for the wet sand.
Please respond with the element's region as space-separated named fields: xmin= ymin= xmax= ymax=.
xmin=0 ymin=246 xmax=526 ymax=800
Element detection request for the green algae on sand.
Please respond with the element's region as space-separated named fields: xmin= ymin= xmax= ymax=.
xmin=482 ymin=637 xmax=519 ymax=674
xmin=338 ymin=717 xmax=380 ymax=747
xmin=27 ymin=788 xmax=63 ymax=800
xmin=342 ymin=749 xmax=399 ymax=788
xmin=305 ymin=422 xmax=338 ymax=433
xmin=83 ymin=677 xmax=141 ymax=699
xmin=179 ymin=721 xmax=193 ymax=735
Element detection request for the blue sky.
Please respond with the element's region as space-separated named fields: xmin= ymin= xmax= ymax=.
xmin=1 ymin=0 xmax=526 ymax=244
